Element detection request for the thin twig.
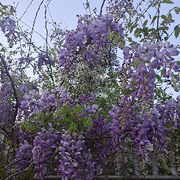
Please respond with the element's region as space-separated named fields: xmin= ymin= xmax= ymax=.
xmin=18 ymin=0 xmax=34 ymax=21
xmin=44 ymin=4 xmax=55 ymax=88
xmin=100 ymin=0 xmax=106 ymax=16
xmin=5 ymin=161 xmax=33 ymax=180
xmin=156 ymin=2 xmax=161 ymax=41
xmin=18 ymin=19 xmax=46 ymax=41
xmin=125 ymin=0 xmax=154 ymax=35
xmin=28 ymin=0 xmax=45 ymax=56
xmin=166 ymin=23 xmax=180 ymax=41
xmin=30 ymin=0 xmax=45 ymax=39
xmin=5 ymin=159 xmax=23 ymax=169
xmin=45 ymin=5 xmax=48 ymax=52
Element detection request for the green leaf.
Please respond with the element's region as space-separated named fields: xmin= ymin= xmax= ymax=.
xmin=132 ymin=60 xmax=139 ymax=69
xmin=162 ymin=0 xmax=174 ymax=4
xmin=153 ymin=1 xmax=159 ymax=7
xmin=85 ymin=117 xmax=93 ymax=126
xmin=108 ymin=32 xmax=114 ymax=40
xmin=127 ymin=37 xmax=133 ymax=42
xmin=134 ymin=28 xmax=142 ymax=38
xmin=174 ymin=7 xmax=180 ymax=15
xmin=161 ymin=69 xmax=164 ymax=76
xmin=143 ymin=20 xmax=148 ymax=27
xmin=130 ymin=24 xmax=138 ymax=33
xmin=81 ymin=106 xmax=87 ymax=116
xmin=20 ymin=124 xmax=25 ymax=131
xmin=10 ymin=6 xmax=14 ymax=15
xmin=138 ymin=58 xmax=144 ymax=63
xmin=107 ymin=83 xmax=112 ymax=88
xmin=151 ymin=16 xmax=157 ymax=25
xmin=54 ymin=108 xmax=61 ymax=118
xmin=73 ymin=106 xmax=81 ymax=115
xmin=156 ymin=74 xmax=163 ymax=83
xmin=114 ymin=32 xmax=120 ymax=43
xmin=174 ymin=25 xmax=180 ymax=38
xmin=68 ymin=123 xmax=77 ymax=132
xmin=122 ymin=40 xmax=125 ymax=47
xmin=161 ymin=15 xmax=168 ymax=21
xmin=177 ymin=61 xmax=180 ymax=66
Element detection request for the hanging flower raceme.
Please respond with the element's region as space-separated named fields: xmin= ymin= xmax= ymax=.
xmin=32 ymin=125 xmax=61 ymax=180
xmin=15 ymin=140 xmax=33 ymax=171
xmin=110 ymin=41 xmax=180 ymax=159
xmin=59 ymin=130 xmax=96 ymax=180
xmin=59 ymin=14 xmax=124 ymax=77
xmin=0 ymin=17 xmax=20 ymax=46
xmin=120 ymin=41 xmax=180 ymax=104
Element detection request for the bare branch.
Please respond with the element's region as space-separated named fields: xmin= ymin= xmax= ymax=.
xmin=28 ymin=0 xmax=45 ymax=55
xmin=5 ymin=161 xmax=33 ymax=180
xmin=100 ymin=0 xmax=106 ymax=16
xmin=18 ymin=0 xmax=34 ymax=21
xmin=0 ymin=54 xmax=18 ymax=124
xmin=5 ymin=159 xmax=23 ymax=169
xmin=156 ymin=2 xmax=162 ymax=41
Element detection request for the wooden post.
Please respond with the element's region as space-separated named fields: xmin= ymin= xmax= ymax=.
xmin=115 ymin=157 xmax=121 ymax=175
xmin=151 ymin=152 xmax=159 ymax=175
xmin=171 ymin=157 xmax=179 ymax=176
xmin=132 ymin=152 xmax=140 ymax=175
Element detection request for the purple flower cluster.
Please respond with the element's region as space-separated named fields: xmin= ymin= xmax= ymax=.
xmin=59 ymin=14 xmax=124 ymax=77
xmin=59 ymin=130 xmax=96 ymax=180
xmin=37 ymin=53 xmax=53 ymax=70
xmin=78 ymin=92 xmax=95 ymax=104
xmin=18 ymin=86 xmax=72 ymax=121
xmin=32 ymin=125 xmax=61 ymax=180
xmin=110 ymin=98 xmax=180 ymax=159
xmin=86 ymin=114 xmax=114 ymax=173
xmin=15 ymin=140 xmax=32 ymax=171
xmin=121 ymin=41 xmax=179 ymax=104
xmin=0 ymin=17 xmax=19 ymax=45
xmin=110 ymin=41 xmax=180 ymax=159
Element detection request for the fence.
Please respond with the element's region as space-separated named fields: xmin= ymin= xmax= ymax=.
xmin=44 ymin=151 xmax=180 ymax=180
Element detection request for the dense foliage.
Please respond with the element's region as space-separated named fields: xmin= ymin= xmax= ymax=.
xmin=0 ymin=0 xmax=180 ymax=179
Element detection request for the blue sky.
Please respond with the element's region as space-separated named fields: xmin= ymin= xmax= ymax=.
xmin=0 ymin=0 xmax=106 ymax=46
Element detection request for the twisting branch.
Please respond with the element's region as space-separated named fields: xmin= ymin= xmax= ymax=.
xmin=18 ymin=0 xmax=34 ymax=21
xmin=0 ymin=54 xmax=18 ymax=124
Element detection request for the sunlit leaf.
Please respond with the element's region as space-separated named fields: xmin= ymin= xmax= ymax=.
xmin=143 ymin=20 xmax=148 ymax=27
xmin=174 ymin=25 xmax=180 ymax=38
xmin=153 ymin=1 xmax=159 ymax=7
xmin=162 ymin=0 xmax=174 ymax=4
